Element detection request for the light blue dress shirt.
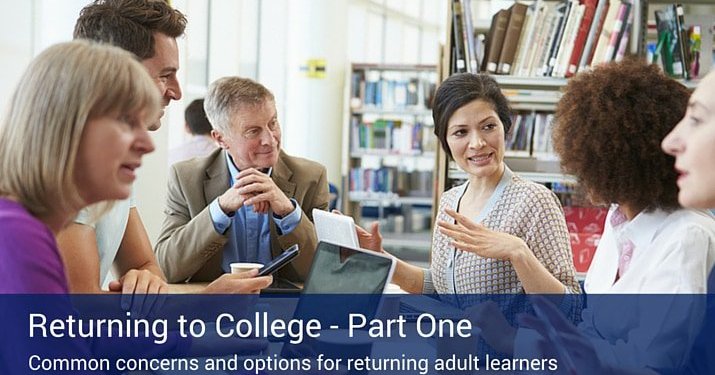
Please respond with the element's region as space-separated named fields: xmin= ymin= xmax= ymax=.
xmin=208 ymin=153 xmax=302 ymax=272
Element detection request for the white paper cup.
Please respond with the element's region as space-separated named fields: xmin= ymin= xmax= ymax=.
xmin=230 ymin=262 xmax=264 ymax=274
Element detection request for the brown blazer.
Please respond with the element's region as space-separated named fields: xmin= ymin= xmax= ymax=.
xmin=155 ymin=148 xmax=330 ymax=283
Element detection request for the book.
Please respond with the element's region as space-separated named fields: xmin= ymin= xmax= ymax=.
xmin=579 ymin=0 xmax=610 ymax=69
xmin=603 ymin=0 xmax=631 ymax=62
xmin=544 ymin=0 xmax=573 ymax=76
xmin=452 ymin=0 xmax=467 ymax=73
xmin=532 ymin=113 xmax=556 ymax=159
xmin=461 ymin=0 xmax=480 ymax=73
xmin=533 ymin=8 xmax=561 ymax=76
xmin=512 ymin=0 xmax=543 ymax=76
xmin=483 ymin=9 xmax=510 ymax=73
xmin=566 ymin=0 xmax=600 ymax=77
xmin=614 ymin=4 xmax=633 ymax=61
xmin=655 ymin=6 xmax=684 ymax=77
xmin=590 ymin=0 xmax=622 ymax=67
xmin=525 ymin=3 xmax=555 ymax=76
xmin=674 ymin=3 xmax=690 ymax=80
xmin=688 ymin=25 xmax=701 ymax=78
xmin=553 ymin=2 xmax=585 ymax=77
xmin=498 ymin=2 xmax=529 ymax=74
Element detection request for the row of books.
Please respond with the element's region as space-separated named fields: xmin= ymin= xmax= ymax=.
xmin=452 ymin=0 xmax=639 ymax=78
xmin=505 ymin=112 xmax=556 ymax=158
xmin=650 ymin=3 xmax=699 ymax=79
xmin=349 ymin=69 xmax=437 ymax=110
xmin=350 ymin=117 xmax=435 ymax=154
xmin=349 ymin=168 xmax=433 ymax=198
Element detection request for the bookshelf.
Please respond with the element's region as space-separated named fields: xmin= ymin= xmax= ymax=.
xmin=438 ymin=0 xmax=619 ymax=275
xmin=342 ymin=63 xmax=438 ymax=264
xmin=438 ymin=0 xmax=713 ymax=275
xmin=638 ymin=0 xmax=715 ymax=80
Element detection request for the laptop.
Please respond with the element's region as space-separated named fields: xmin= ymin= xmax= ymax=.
xmin=299 ymin=241 xmax=396 ymax=327
xmin=277 ymin=241 xmax=396 ymax=356
xmin=312 ymin=209 xmax=360 ymax=249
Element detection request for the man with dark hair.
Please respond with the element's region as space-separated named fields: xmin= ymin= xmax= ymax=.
xmin=73 ymin=0 xmax=185 ymax=131
xmin=58 ymin=0 xmax=271 ymax=299
xmin=168 ymin=98 xmax=217 ymax=165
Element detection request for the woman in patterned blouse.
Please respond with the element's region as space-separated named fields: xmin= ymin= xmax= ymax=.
xmin=357 ymin=73 xmax=580 ymax=297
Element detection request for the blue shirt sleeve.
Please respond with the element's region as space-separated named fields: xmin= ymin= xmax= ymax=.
xmin=272 ymin=198 xmax=302 ymax=235
xmin=209 ymin=198 xmax=233 ymax=235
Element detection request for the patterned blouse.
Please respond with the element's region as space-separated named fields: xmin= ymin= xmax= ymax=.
xmin=425 ymin=167 xmax=581 ymax=295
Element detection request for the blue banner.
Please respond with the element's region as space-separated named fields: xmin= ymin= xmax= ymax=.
xmin=0 ymin=293 xmax=712 ymax=374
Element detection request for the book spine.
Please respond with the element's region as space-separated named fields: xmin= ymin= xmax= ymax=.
xmin=554 ymin=3 xmax=585 ymax=77
xmin=498 ymin=3 xmax=529 ymax=74
xmin=513 ymin=1 xmax=541 ymax=76
xmin=452 ymin=0 xmax=467 ymax=73
xmin=579 ymin=0 xmax=609 ymax=70
xmin=675 ymin=3 xmax=690 ymax=80
xmin=602 ymin=2 xmax=629 ymax=63
xmin=614 ymin=6 xmax=633 ymax=61
xmin=545 ymin=1 xmax=573 ymax=77
xmin=486 ymin=10 xmax=510 ymax=73
xmin=567 ymin=0 xmax=599 ymax=77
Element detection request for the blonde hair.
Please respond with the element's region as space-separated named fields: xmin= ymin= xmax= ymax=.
xmin=0 ymin=40 xmax=160 ymax=219
xmin=204 ymin=76 xmax=275 ymax=133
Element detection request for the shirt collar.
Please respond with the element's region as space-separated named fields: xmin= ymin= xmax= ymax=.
xmin=612 ymin=205 xmax=670 ymax=252
xmin=224 ymin=151 xmax=273 ymax=181
xmin=458 ymin=164 xmax=513 ymax=195
xmin=457 ymin=164 xmax=513 ymax=222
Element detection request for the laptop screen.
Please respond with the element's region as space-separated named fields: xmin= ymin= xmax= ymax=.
xmin=302 ymin=241 xmax=395 ymax=294
xmin=276 ymin=242 xmax=395 ymax=357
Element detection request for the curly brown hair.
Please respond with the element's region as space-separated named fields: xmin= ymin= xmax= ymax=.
xmin=552 ymin=58 xmax=688 ymax=212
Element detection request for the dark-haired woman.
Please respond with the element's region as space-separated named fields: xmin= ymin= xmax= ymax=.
xmin=358 ymin=73 xmax=580 ymax=297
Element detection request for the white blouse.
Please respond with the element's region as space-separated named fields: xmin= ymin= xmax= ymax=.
xmin=580 ymin=207 xmax=715 ymax=369
xmin=517 ymin=207 xmax=715 ymax=371
xmin=585 ymin=206 xmax=715 ymax=294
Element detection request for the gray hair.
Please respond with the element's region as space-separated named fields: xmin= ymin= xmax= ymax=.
xmin=204 ymin=76 xmax=275 ymax=133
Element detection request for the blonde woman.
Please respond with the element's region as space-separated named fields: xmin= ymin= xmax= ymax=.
xmin=0 ymin=41 xmax=158 ymax=293
xmin=0 ymin=41 xmax=264 ymax=370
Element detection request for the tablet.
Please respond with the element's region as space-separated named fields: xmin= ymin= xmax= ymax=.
xmin=312 ymin=209 xmax=360 ymax=249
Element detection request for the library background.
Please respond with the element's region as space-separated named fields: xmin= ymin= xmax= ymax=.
xmin=1 ymin=0 xmax=713 ymax=275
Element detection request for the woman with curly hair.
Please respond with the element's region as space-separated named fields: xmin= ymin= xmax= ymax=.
xmin=357 ymin=73 xmax=581 ymax=298
xmin=519 ymin=58 xmax=715 ymax=371
xmin=552 ymin=58 xmax=715 ymax=295
xmin=508 ymin=66 xmax=715 ymax=375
